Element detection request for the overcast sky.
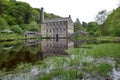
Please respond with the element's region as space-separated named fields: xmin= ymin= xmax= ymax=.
xmin=17 ymin=0 xmax=119 ymax=22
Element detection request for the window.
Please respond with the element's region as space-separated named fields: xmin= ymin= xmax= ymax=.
xmin=55 ymin=28 xmax=57 ymax=32
xmin=50 ymin=29 xmax=52 ymax=32
xmin=54 ymin=22 xmax=57 ymax=26
xmin=60 ymin=28 xmax=62 ymax=32
xmin=46 ymin=29 xmax=48 ymax=32
xmin=58 ymin=22 xmax=60 ymax=25
xmin=64 ymin=28 xmax=66 ymax=31
xmin=53 ymin=28 xmax=55 ymax=32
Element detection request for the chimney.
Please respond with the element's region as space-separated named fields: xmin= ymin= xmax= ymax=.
xmin=40 ymin=7 xmax=44 ymax=24
xmin=69 ymin=15 xmax=71 ymax=18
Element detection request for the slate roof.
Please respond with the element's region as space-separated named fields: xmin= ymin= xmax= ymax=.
xmin=43 ymin=17 xmax=73 ymax=23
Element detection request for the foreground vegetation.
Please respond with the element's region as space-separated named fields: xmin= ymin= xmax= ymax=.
xmin=0 ymin=42 xmax=120 ymax=80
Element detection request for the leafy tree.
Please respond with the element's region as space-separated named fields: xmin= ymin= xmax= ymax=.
xmin=82 ymin=22 xmax=87 ymax=28
xmin=8 ymin=1 xmax=32 ymax=24
xmin=10 ymin=25 xmax=23 ymax=34
xmin=95 ymin=10 xmax=109 ymax=24
xmin=30 ymin=9 xmax=40 ymax=23
xmin=103 ymin=7 xmax=120 ymax=36
xmin=0 ymin=0 xmax=59 ymax=34
xmin=28 ymin=21 xmax=40 ymax=31
xmin=45 ymin=13 xmax=59 ymax=19
xmin=0 ymin=0 xmax=4 ymax=16
xmin=74 ymin=18 xmax=84 ymax=32
xmin=86 ymin=22 xmax=99 ymax=35
xmin=0 ymin=18 xmax=9 ymax=30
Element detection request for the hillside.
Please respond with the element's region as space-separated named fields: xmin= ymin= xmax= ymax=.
xmin=0 ymin=0 xmax=59 ymax=32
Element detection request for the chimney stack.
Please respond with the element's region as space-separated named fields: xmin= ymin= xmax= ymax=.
xmin=40 ymin=7 xmax=44 ymax=24
xmin=69 ymin=15 xmax=71 ymax=18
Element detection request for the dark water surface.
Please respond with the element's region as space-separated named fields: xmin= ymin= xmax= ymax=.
xmin=0 ymin=39 xmax=75 ymax=71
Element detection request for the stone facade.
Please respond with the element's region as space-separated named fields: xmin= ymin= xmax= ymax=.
xmin=40 ymin=8 xmax=74 ymax=38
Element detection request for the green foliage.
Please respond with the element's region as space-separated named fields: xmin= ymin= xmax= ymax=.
xmin=30 ymin=9 xmax=40 ymax=23
xmin=0 ymin=17 xmax=9 ymax=30
xmin=89 ymin=43 xmax=120 ymax=58
xmin=0 ymin=33 xmax=23 ymax=40
xmin=27 ymin=21 xmax=40 ymax=31
xmin=45 ymin=13 xmax=59 ymax=19
xmin=102 ymin=7 xmax=120 ymax=36
xmin=0 ymin=0 xmax=58 ymax=40
xmin=0 ymin=0 xmax=58 ymax=28
xmin=97 ymin=63 xmax=112 ymax=77
xmin=86 ymin=22 xmax=100 ymax=35
xmin=10 ymin=25 xmax=23 ymax=34
xmin=74 ymin=18 xmax=84 ymax=32
xmin=73 ymin=35 xmax=88 ymax=41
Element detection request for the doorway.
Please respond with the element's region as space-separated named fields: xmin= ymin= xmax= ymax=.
xmin=56 ymin=34 xmax=59 ymax=42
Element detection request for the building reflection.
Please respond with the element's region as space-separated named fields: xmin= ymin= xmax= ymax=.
xmin=41 ymin=39 xmax=74 ymax=58
xmin=24 ymin=39 xmax=74 ymax=58
xmin=24 ymin=39 xmax=41 ymax=46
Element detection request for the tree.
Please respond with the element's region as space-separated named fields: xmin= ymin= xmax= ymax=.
xmin=0 ymin=18 xmax=9 ymax=30
xmin=0 ymin=0 xmax=59 ymax=33
xmin=103 ymin=7 xmax=120 ymax=36
xmin=95 ymin=10 xmax=109 ymax=24
xmin=30 ymin=9 xmax=40 ymax=23
xmin=28 ymin=21 xmax=40 ymax=31
xmin=74 ymin=18 xmax=84 ymax=32
xmin=87 ymin=22 xmax=100 ymax=35
xmin=8 ymin=1 xmax=32 ymax=24
xmin=82 ymin=22 xmax=87 ymax=28
xmin=0 ymin=0 xmax=4 ymax=16
xmin=10 ymin=25 xmax=23 ymax=34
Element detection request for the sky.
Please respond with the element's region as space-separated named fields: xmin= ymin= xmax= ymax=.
xmin=17 ymin=0 xmax=119 ymax=22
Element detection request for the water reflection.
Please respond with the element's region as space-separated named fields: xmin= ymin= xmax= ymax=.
xmin=0 ymin=39 xmax=74 ymax=71
xmin=41 ymin=39 xmax=74 ymax=58
xmin=24 ymin=39 xmax=41 ymax=46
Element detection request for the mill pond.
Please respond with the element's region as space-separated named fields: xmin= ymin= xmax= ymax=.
xmin=0 ymin=39 xmax=120 ymax=80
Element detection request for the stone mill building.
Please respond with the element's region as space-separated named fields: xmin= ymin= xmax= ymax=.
xmin=40 ymin=8 xmax=74 ymax=38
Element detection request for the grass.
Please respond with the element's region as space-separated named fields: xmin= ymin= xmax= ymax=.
xmin=38 ymin=68 xmax=81 ymax=80
xmin=87 ymin=36 xmax=120 ymax=44
xmin=73 ymin=35 xmax=88 ymax=41
xmin=88 ymin=43 xmax=120 ymax=58
xmin=96 ymin=36 xmax=119 ymax=42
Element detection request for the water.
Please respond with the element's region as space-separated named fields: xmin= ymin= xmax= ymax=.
xmin=0 ymin=39 xmax=74 ymax=71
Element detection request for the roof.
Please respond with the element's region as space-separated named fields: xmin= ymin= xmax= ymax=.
xmin=43 ymin=17 xmax=73 ymax=23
